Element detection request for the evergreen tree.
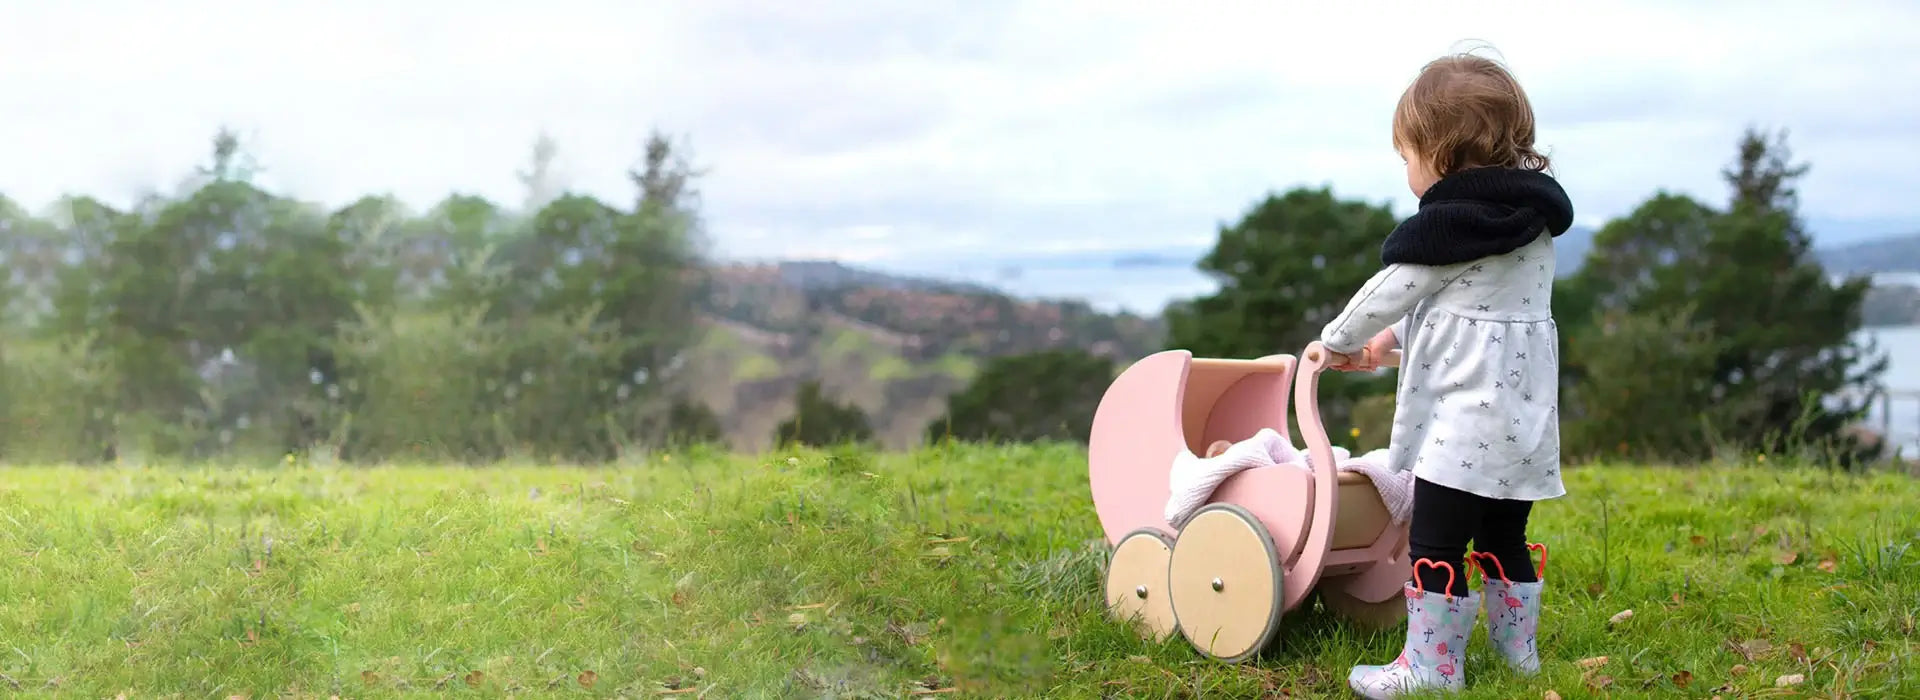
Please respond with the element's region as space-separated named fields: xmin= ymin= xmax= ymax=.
xmin=1570 ymin=127 xmax=1885 ymax=462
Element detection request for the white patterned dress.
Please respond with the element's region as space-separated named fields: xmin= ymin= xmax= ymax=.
xmin=1320 ymin=233 xmax=1564 ymax=502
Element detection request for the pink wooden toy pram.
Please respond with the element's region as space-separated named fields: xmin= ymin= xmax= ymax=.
xmin=1091 ymin=341 xmax=1412 ymax=662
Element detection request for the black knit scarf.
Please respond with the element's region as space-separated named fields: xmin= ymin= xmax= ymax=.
xmin=1380 ymin=167 xmax=1575 ymax=266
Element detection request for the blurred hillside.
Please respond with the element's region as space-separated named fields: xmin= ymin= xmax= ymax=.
xmin=1820 ymin=233 xmax=1920 ymax=327
xmin=1818 ymin=232 xmax=1920 ymax=276
xmin=686 ymin=261 xmax=1164 ymax=451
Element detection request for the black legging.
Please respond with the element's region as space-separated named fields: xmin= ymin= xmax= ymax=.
xmin=1408 ymin=477 xmax=1538 ymax=597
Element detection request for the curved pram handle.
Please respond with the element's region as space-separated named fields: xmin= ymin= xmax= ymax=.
xmin=1330 ymin=347 xmax=1403 ymax=370
xmin=1283 ymin=341 xmax=1395 ymax=605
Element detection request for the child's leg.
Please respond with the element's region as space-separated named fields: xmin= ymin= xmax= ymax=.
xmin=1407 ymin=477 xmax=1482 ymax=596
xmin=1474 ymin=498 xmax=1537 ymax=583
xmin=1348 ymin=476 xmax=1482 ymax=697
xmin=1473 ymin=496 xmax=1545 ymax=676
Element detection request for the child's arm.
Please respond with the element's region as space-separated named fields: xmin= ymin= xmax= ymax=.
xmin=1319 ymin=264 xmax=1448 ymax=356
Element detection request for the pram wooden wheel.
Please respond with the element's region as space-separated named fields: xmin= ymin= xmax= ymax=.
xmin=1315 ymin=577 xmax=1408 ymax=631
xmin=1103 ymin=529 xmax=1178 ymax=641
xmin=1168 ymin=503 xmax=1283 ymax=663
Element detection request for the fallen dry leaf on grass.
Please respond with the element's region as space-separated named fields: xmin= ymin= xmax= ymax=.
xmin=1777 ymin=551 xmax=1799 ymax=565
xmin=1578 ymin=655 xmax=1614 ymax=691
xmin=1731 ymin=664 xmax=1749 ymax=676
xmin=1728 ymin=638 xmax=1772 ymax=661
xmin=578 ymin=670 xmax=598 ymax=689
xmin=1776 ymin=673 xmax=1805 ymax=687
xmin=1689 ymin=534 xmax=1707 ymax=546
xmin=1609 ymin=609 xmax=1634 ymax=625
xmin=1672 ymin=670 xmax=1694 ymax=688
xmin=1543 ymin=691 xmax=1562 ymax=700
xmin=1818 ymin=557 xmax=1838 ymax=573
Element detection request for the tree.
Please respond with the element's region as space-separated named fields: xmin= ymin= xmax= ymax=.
xmin=925 ymin=349 xmax=1113 ymax=444
xmin=195 ymin=127 xmax=264 ymax=183
xmin=1568 ymin=127 xmax=1885 ymax=462
xmin=0 ymin=195 xmax=41 ymax=329
xmin=1562 ymin=306 xmax=1721 ymax=461
xmin=661 ymin=396 xmax=726 ymax=447
xmin=516 ymin=131 xmax=567 ymax=214
xmin=1165 ymin=187 xmax=1401 ymax=434
xmin=487 ymin=194 xmax=661 ymax=461
xmin=3 ymin=122 xmax=733 ymax=464
xmin=632 ymin=130 xmax=705 ymax=225
xmin=775 ymin=381 xmax=875 ymax=447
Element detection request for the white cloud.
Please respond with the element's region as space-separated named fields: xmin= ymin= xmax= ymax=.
xmin=2 ymin=0 xmax=1916 ymax=276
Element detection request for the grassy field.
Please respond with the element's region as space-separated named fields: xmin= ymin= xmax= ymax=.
xmin=1 ymin=446 xmax=1916 ymax=698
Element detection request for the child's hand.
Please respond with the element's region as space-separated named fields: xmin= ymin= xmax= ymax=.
xmin=1325 ymin=349 xmax=1373 ymax=372
xmin=1364 ymin=329 xmax=1399 ymax=359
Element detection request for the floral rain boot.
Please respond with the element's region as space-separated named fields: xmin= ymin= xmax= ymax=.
xmin=1471 ymin=543 xmax=1547 ymax=676
xmin=1347 ymin=560 xmax=1476 ymax=698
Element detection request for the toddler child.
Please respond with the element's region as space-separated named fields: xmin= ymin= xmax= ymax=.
xmin=1319 ymin=49 xmax=1573 ymax=698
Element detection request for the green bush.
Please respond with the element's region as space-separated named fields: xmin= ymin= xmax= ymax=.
xmin=776 ymin=381 xmax=875 ymax=448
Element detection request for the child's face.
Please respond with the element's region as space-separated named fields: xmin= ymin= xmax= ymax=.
xmin=1399 ymin=145 xmax=1440 ymax=197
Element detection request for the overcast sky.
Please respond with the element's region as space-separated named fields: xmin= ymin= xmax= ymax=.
xmin=4 ymin=0 xmax=1917 ymax=272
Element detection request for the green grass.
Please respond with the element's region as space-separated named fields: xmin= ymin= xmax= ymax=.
xmin=821 ymin=328 xmax=878 ymax=366
xmin=870 ymin=355 xmax=915 ymax=383
xmin=731 ymin=352 xmax=783 ymax=383
xmin=1 ymin=447 xmax=1916 ymax=697
xmin=931 ymin=353 xmax=979 ymax=384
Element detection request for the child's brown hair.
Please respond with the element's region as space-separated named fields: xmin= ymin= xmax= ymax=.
xmin=1392 ymin=50 xmax=1550 ymax=176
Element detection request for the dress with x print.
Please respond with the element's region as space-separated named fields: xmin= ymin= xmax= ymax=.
xmin=1321 ymin=232 xmax=1564 ymax=502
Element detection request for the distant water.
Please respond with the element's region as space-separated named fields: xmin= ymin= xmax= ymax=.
xmin=1860 ymin=325 xmax=1920 ymax=457
xmin=880 ymin=255 xmax=1920 ymax=455
xmin=882 ymin=254 xmax=1215 ymax=315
